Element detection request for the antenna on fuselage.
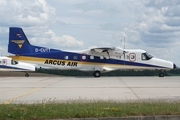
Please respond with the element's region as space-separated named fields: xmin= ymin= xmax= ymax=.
xmin=121 ymin=38 xmax=123 ymax=48
xmin=124 ymin=37 xmax=125 ymax=49
xmin=123 ymin=37 xmax=126 ymax=65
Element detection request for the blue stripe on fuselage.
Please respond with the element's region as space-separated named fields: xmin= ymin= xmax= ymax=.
xmin=22 ymin=50 xmax=166 ymax=69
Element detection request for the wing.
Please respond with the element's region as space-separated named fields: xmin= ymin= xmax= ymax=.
xmin=90 ymin=47 xmax=128 ymax=57
xmin=90 ymin=47 xmax=115 ymax=53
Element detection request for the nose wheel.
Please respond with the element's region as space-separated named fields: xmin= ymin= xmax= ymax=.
xmin=25 ymin=72 xmax=29 ymax=77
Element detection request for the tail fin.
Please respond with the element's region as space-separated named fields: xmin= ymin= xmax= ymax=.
xmin=8 ymin=27 xmax=35 ymax=55
xmin=8 ymin=27 xmax=59 ymax=55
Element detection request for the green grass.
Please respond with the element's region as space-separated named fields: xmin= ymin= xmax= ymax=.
xmin=0 ymin=100 xmax=180 ymax=120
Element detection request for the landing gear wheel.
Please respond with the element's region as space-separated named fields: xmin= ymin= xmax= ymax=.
xmin=25 ymin=73 xmax=29 ymax=77
xmin=159 ymin=73 xmax=164 ymax=77
xmin=93 ymin=71 xmax=101 ymax=77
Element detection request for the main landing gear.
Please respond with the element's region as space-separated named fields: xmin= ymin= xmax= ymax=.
xmin=93 ymin=70 xmax=101 ymax=77
xmin=159 ymin=70 xmax=164 ymax=77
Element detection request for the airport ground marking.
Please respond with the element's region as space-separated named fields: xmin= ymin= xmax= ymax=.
xmin=2 ymin=77 xmax=68 ymax=104
xmin=3 ymin=88 xmax=42 ymax=104
xmin=119 ymin=77 xmax=141 ymax=100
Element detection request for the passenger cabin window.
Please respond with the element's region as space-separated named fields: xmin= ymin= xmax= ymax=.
xmin=141 ymin=52 xmax=153 ymax=60
xmin=73 ymin=56 xmax=77 ymax=60
xmin=90 ymin=56 xmax=94 ymax=60
xmin=82 ymin=55 xmax=86 ymax=60
xmin=100 ymin=56 xmax=104 ymax=59
xmin=64 ymin=56 xmax=68 ymax=60
xmin=106 ymin=56 xmax=110 ymax=59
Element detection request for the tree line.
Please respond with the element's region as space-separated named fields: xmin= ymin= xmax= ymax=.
xmin=36 ymin=68 xmax=180 ymax=76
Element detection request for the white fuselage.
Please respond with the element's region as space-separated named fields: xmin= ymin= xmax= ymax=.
xmin=8 ymin=48 xmax=174 ymax=73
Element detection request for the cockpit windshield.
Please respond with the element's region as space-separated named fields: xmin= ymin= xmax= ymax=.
xmin=141 ymin=52 xmax=153 ymax=60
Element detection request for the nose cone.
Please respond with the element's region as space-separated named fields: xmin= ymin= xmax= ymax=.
xmin=173 ymin=63 xmax=177 ymax=69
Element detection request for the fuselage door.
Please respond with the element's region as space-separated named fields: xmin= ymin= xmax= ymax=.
xmin=129 ymin=53 xmax=136 ymax=62
xmin=2 ymin=59 xmax=7 ymax=66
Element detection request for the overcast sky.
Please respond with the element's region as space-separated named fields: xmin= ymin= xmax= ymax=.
xmin=0 ymin=0 xmax=180 ymax=66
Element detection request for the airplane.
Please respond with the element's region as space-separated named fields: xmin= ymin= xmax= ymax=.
xmin=7 ymin=27 xmax=176 ymax=77
xmin=0 ymin=56 xmax=35 ymax=77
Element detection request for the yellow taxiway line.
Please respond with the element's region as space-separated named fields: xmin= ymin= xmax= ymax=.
xmin=3 ymin=88 xmax=42 ymax=104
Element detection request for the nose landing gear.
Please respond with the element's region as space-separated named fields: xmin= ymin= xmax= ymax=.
xmin=25 ymin=72 xmax=29 ymax=77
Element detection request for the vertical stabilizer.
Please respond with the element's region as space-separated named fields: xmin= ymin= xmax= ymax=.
xmin=8 ymin=27 xmax=34 ymax=55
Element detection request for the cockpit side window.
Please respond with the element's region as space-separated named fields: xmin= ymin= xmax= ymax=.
xmin=142 ymin=53 xmax=147 ymax=60
xmin=141 ymin=52 xmax=153 ymax=60
xmin=11 ymin=60 xmax=18 ymax=65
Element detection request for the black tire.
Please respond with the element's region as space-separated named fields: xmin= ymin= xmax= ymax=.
xmin=25 ymin=73 xmax=29 ymax=77
xmin=93 ymin=71 xmax=101 ymax=77
xmin=159 ymin=73 xmax=164 ymax=77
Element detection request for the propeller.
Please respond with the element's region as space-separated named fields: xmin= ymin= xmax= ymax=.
xmin=123 ymin=37 xmax=126 ymax=65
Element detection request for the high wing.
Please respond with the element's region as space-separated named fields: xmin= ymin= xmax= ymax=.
xmin=91 ymin=47 xmax=115 ymax=53
xmin=90 ymin=47 xmax=128 ymax=57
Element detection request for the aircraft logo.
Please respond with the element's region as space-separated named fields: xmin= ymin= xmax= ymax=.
xmin=11 ymin=40 xmax=24 ymax=48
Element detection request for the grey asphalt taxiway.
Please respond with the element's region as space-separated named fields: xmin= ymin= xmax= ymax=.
xmin=0 ymin=76 xmax=180 ymax=104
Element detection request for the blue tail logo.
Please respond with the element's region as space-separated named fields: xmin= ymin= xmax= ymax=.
xmin=11 ymin=40 xmax=25 ymax=48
